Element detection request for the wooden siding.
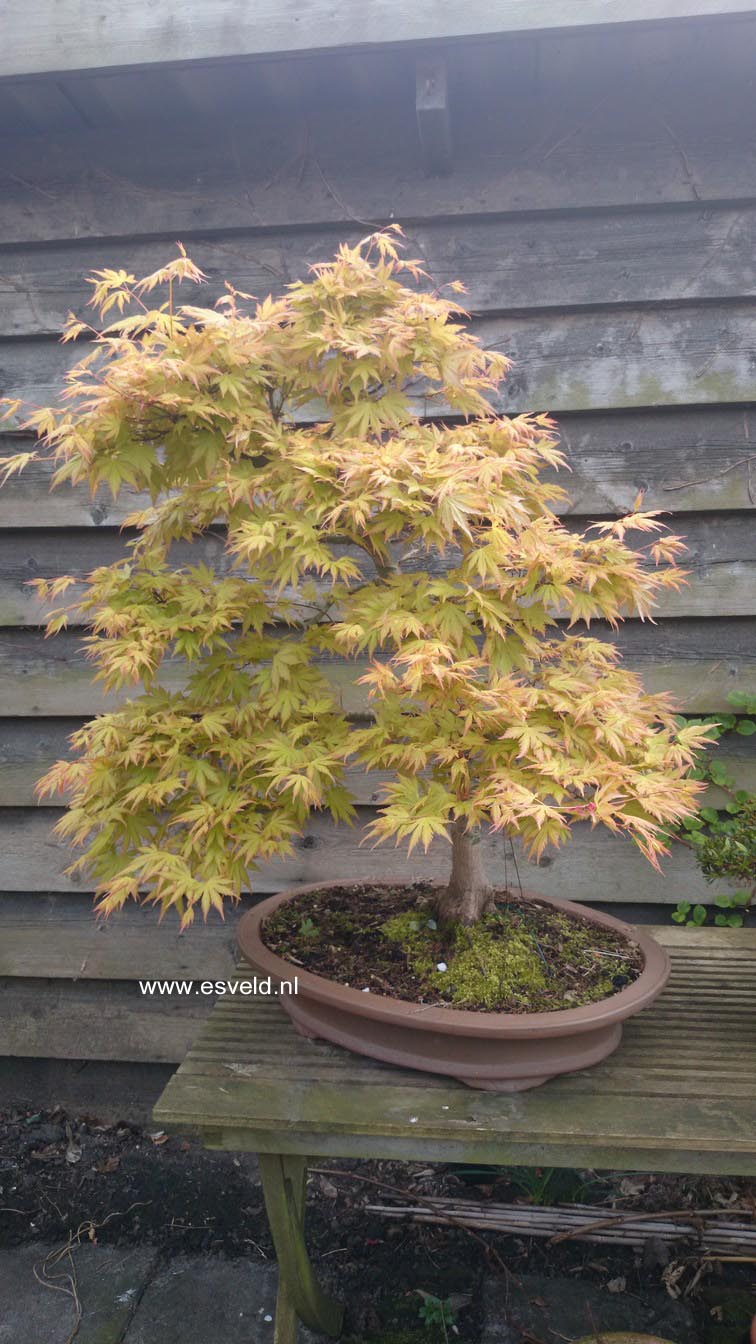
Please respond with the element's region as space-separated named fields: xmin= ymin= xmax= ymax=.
xmin=0 ymin=807 xmax=745 ymax=905
xmin=3 ymin=0 xmax=754 ymax=79
xmin=3 ymin=306 xmax=756 ymax=420
xmin=0 ymin=24 xmax=755 ymax=1073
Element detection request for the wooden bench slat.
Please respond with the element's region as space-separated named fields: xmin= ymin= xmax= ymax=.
xmin=154 ymin=928 xmax=756 ymax=1175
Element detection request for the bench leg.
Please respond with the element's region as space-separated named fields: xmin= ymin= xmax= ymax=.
xmin=258 ymin=1153 xmax=344 ymax=1343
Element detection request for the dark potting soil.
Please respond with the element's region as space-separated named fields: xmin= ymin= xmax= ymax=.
xmin=261 ymin=882 xmax=645 ymax=1013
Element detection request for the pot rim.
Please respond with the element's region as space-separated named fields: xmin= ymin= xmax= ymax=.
xmin=237 ymin=879 xmax=670 ymax=1039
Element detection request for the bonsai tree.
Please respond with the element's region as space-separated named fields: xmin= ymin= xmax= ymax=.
xmin=1 ymin=232 xmax=715 ymax=929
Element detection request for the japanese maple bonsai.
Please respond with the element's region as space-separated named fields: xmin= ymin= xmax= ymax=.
xmin=1 ymin=232 xmax=715 ymax=1089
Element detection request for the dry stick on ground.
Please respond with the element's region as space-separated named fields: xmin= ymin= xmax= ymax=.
xmin=365 ymin=1200 xmax=756 ymax=1258
xmin=33 ymin=1202 xmax=151 ymax=1344
xmin=309 ymin=1166 xmax=520 ymax=1288
xmin=702 ymin=1254 xmax=756 ymax=1263
xmin=34 ymin=1248 xmax=81 ymax=1344
xmin=549 ymin=1206 xmax=755 ymax=1245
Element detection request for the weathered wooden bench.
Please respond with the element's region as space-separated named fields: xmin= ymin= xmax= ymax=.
xmin=154 ymin=925 xmax=756 ymax=1342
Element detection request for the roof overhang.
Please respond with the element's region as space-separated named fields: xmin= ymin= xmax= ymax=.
xmin=2 ymin=0 xmax=755 ymax=80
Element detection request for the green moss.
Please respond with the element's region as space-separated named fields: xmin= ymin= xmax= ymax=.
xmin=380 ymin=910 xmax=440 ymax=972
xmin=381 ymin=906 xmax=546 ymax=1010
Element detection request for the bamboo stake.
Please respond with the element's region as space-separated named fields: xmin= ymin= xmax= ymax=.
xmin=364 ymin=1199 xmax=756 ymax=1254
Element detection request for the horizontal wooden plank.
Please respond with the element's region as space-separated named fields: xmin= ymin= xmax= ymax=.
xmin=1 ymin=617 xmax=752 ymax=714
xmin=2 ymin=513 xmax=753 ymax=626
xmin=0 ymin=977 xmax=210 ymax=1062
xmin=3 ymin=407 xmax=754 ymax=528
xmin=555 ymin=407 xmax=756 ymax=515
xmin=0 ymin=529 xmax=226 ymax=626
xmin=0 ymin=805 xmax=740 ymax=903
xmin=1 ymin=719 xmax=752 ymax=810
xmin=3 ymin=305 xmax=755 ymax=424
xmin=2 ymin=205 xmax=755 ymax=337
xmin=201 ymin=1124 xmax=756 ymax=1175
xmin=1 ymin=883 xmax=752 ymax=981
xmin=3 ymin=1 xmax=754 ymax=79
xmin=655 ymin=924 xmax=756 ymax=949
xmin=0 ymin=892 xmax=247 ymax=980
xmin=2 ymin=86 xmax=756 ymax=248
xmin=0 ymin=889 xmax=753 ymax=983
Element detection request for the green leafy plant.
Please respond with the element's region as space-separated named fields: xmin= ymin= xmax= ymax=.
xmin=447 ymin=1162 xmax=595 ymax=1204
xmin=672 ymin=692 xmax=755 ymax=928
xmin=0 ymin=232 xmax=716 ymax=929
xmin=506 ymin=1165 xmax=592 ymax=1206
xmin=415 ymin=1292 xmax=457 ymax=1335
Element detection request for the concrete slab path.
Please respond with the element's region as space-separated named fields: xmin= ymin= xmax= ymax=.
xmin=0 ymin=1244 xmax=301 ymax=1344
xmin=125 ymin=1257 xmax=282 ymax=1344
xmin=0 ymin=1243 xmax=159 ymax=1344
xmin=0 ymin=1244 xmax=703 ymax=1344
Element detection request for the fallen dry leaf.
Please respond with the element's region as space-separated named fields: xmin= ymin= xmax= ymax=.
xmin=619 ymin=1177 xmax=647 ymax=1197
xmin=661 ymin=1261 xmax=686 ymax=1299
xmin=30 ymin=1144 xmax=60 ymax=1162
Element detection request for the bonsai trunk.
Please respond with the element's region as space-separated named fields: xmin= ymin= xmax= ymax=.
xmin=434 ymin=819 xmax=495 ymax=925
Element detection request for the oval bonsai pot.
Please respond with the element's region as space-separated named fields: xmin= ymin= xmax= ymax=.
xmin=237 ymin=881 xmax=670 ymax=1092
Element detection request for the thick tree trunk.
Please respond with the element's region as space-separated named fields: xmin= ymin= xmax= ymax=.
xmin=434 ymin=820 xmax=495 ymax=925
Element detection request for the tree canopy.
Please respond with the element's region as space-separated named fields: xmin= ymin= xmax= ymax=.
xmin=1 ymin=231 xmax=714 ymax=925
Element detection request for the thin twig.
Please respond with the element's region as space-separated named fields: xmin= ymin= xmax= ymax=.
xmin=508 ymin=833 xmax=524 ymax=901
xmin=311 ymin=156 xmax=378 ymax=229
xmin=538 ymin=95 xmax=611 ymax=162
xmin=659 ymin=456 xmax=753 ymax=494
xmin=34 ymin=1244 xmax=82 ymax=1344
xmin=657 ymin=112 xmax=701 ymax=200
xmin=33 ymin=1201 xmax=151 ymax=1344
xmin=309 ymin=1166 xmax=519 ymax=1286
xmin=701 ymin=1254 xmax=756 ymax=1263
xmin=3 ymin=172 xmax=59 ymax=201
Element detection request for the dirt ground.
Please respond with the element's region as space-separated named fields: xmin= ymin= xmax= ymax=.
xmin=1 ymin=1105 xmax=754 ymax=1343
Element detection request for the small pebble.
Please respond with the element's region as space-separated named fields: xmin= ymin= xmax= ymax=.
xmin=362 ymin=987 xmax=370 ymax=993
xmin=427 ymin=918 xmax=438 ymax=930
xmin=436 ymin=961 xmax=447 ymax=972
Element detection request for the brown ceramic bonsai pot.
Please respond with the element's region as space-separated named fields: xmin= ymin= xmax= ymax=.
xmin=237 ymin=880 xmax=670 ymax=1092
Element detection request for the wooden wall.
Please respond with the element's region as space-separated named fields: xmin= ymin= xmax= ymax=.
xmin=0 ymin=18 xmax=754 ymax=1080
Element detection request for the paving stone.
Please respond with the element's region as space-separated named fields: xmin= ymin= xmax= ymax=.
xmin=123 ymin=1257 xmax=296 ymax=1344
xmin=0 ymin=1242 xmax=158 ymax=1344
xmin=482 ymin=1272 xmax=702 ymax=1344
